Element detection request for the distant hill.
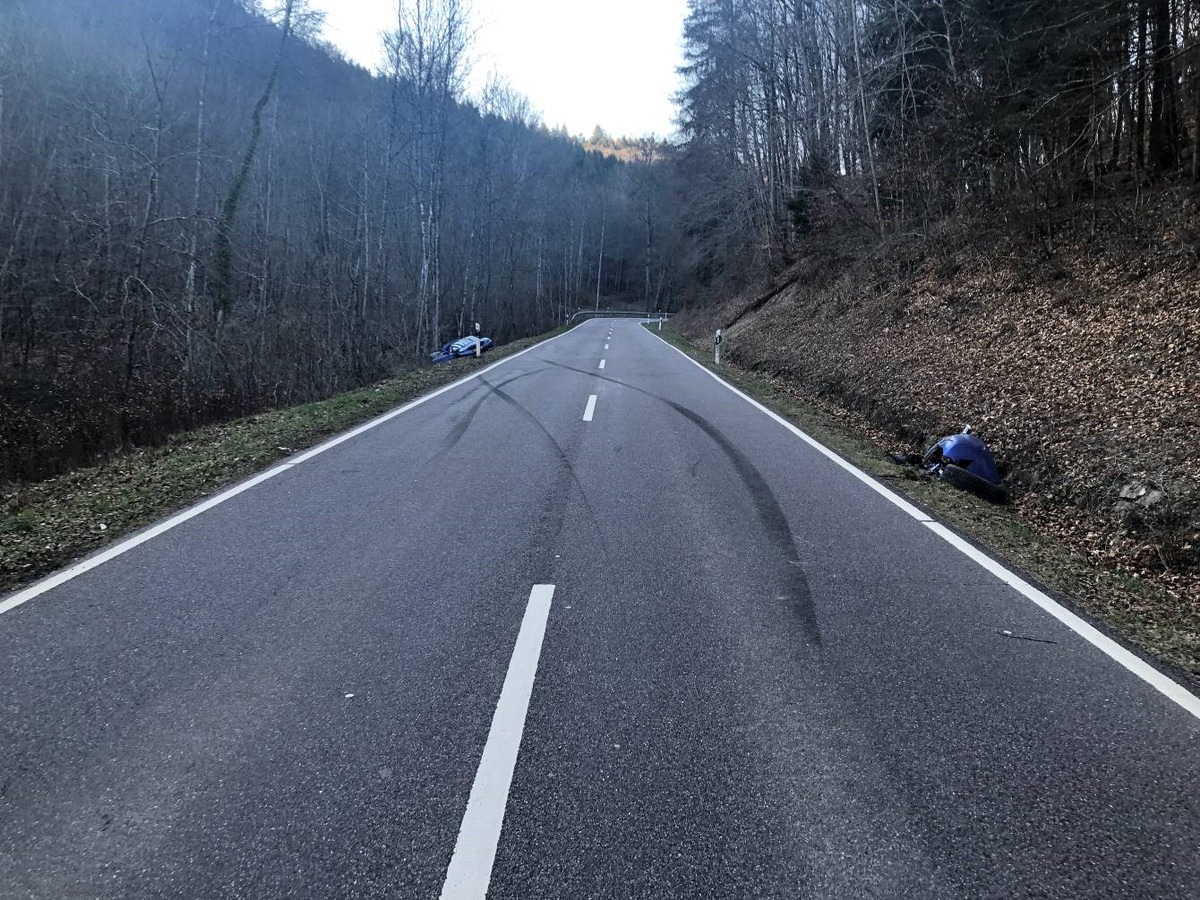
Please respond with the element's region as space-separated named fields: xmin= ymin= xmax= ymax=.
xmin=584 ymin=127 xmax=669 ymax=162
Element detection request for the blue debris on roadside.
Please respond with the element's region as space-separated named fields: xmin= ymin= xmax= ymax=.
xmin=920 ymin=425 xmax=1008 ymax=503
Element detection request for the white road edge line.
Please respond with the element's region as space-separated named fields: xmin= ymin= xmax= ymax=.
xmin=0 ymin=328 xmax=583 ymax=618
xmin=583 ymin=395 xmax=598 ymax=421
xmin=599 ymin=359 xmax=606 ymax=370
xmin=440 ymin=584 xmax=555 ymax=900
xmin=648 ymin=329 xmax=1200 ymax=721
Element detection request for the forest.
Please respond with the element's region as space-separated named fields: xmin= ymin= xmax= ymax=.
xmin=0 ymin=0 xmax=679 ymax=482
xmin=674 ymin=0 xmax=1200 ymax=282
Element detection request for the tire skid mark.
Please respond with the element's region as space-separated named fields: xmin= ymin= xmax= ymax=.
xmin=665 ymin=401 xmax=822 ymax=647
xmin=541 ymin=358 xmax=822 ymax=645
xmin=433 ymin=367 xmax=547 ymax=460
xmin=438 ymin=392 xmax=490 ymax=456
xmin=480 ymin=377 xmax=615 ymax=576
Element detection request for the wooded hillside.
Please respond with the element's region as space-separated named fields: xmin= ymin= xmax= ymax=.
xmin=673 ymin=0 xmax=1200 ymax=282
xmin=0 ymin=0 xmax=675 ymax=482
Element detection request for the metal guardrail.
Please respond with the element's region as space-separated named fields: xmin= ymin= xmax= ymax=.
xmin=567 ymin=309 xmax=675 ymax=325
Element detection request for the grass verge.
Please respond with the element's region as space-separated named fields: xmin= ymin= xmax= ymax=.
xmin=0 ymin=329 xmax=566 ymax=596
xmin=646 ymin=323 xmax=1200 ymax=684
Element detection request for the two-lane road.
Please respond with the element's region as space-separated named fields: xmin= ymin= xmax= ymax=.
xmin=2 ymin=319 xmax=1198 ymax=898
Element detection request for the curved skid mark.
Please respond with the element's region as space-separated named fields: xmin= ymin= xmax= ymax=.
xmin=541 ymin=359 xmax=822 ymax=645
xmin=434 ymin=367 xmax=549 ymax=459
xmin=480 ymin=377 xmax=614 ymax=567
xmin=441 ymin=379 xmax=489 ymax=412
xmin=541 ymin=358 xmax=632 ymax=391
xmin=437 ymin=393 xmax=490 ymax=457
xmin=665 ymin=402 xmax=822 ymax=646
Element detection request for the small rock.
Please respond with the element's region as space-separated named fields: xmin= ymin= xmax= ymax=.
xmin=1119 ymin=482 xmax=1147 ymax=501
xmin=1118 ymin=480 xmax=1165 ymax=507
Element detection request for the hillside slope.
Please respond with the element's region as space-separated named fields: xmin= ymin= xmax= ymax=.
xmin=675 ymin=188 xmax=1200 ymax=612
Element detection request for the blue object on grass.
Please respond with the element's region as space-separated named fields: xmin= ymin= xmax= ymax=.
xmin=922 ymin=426 xmax=1008 ymax=503
xmin=927 ymin=431 xmax=1002 ymax=485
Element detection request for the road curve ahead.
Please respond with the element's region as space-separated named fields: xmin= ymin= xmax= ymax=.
xmin=2 ymin=318 xmax=1198 ymax=899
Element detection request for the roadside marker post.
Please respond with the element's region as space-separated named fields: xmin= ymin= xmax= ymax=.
xmin=715 ymin=328 xmax=723 ymax=365
xmin=474 ymin=322 xmax=481 ymax=358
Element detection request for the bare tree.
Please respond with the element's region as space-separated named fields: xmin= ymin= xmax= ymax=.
xmin=213 ymin=0 xmax=299 ymax=330
xmin=384 ymin=0 xmax=470 ymax=350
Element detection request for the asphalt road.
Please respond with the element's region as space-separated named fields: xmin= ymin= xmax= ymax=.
xmin=2 ymin=318 xmax=1198 ymax=899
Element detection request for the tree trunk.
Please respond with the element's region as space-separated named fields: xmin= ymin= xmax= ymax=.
xmin=1147 ymin=0 xmax=1182 ymax=172
xmin=213 ymin=0 xmax=295 ymax=330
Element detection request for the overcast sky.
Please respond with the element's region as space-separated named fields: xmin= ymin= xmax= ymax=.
xmin=309 ymin=0 xmax=689 ymax=139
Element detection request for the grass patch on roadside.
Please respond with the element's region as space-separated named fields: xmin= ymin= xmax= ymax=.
xmin=646 ymin=322 xmax=1200 ymax=683
xmin=0 ymin=329 xmax=565 ymax=595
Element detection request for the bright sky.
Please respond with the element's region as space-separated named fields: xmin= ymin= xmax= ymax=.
xmin=310 ymin=0 xmax=688 ymax=139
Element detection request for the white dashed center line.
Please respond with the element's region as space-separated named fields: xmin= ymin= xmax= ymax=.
xmin=440 ymin=584 xmax=556 ymax=900
xmin=583 ymin=395 xmax=598 ymax=421
xmin=599 ymin=360 xmax=606 ymax=370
